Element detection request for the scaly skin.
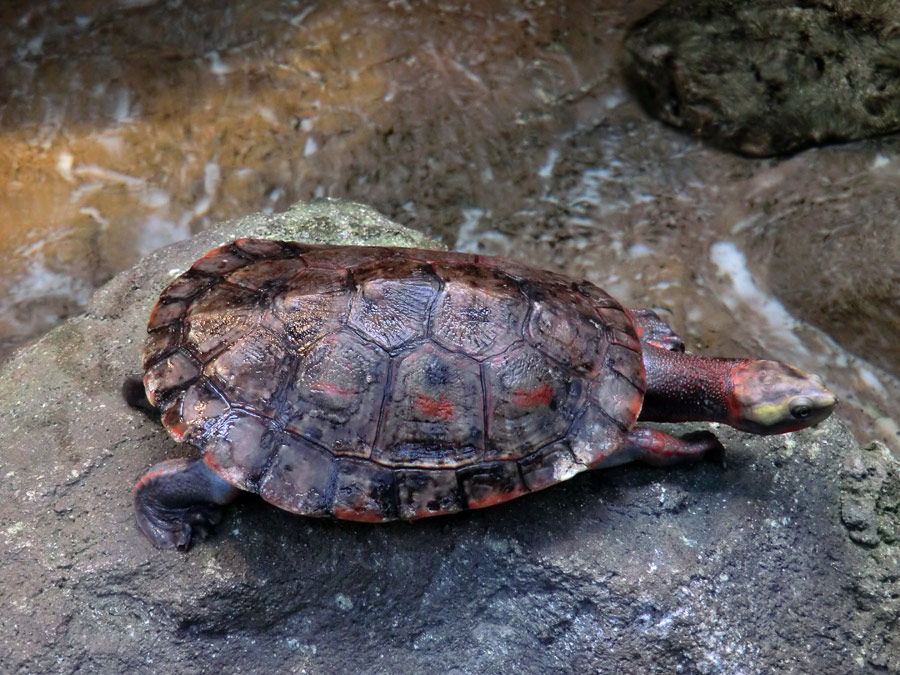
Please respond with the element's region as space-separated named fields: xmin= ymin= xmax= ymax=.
xmin=637 ymin=345 xmax=837 ymax=434
xmin=621 ymin=309 xmax=837 ymax=466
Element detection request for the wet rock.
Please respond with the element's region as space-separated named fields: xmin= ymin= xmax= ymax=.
xmin=742 ymin=145 xmax=900 ymax=380
xmin=1 ymin=199 xmax=897 ymax=673
xmin=625 ymin=0 xmax=900 ymax=156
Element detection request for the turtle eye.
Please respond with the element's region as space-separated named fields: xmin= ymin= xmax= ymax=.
xmin=790 ymin=398 xmax=812 ymax=419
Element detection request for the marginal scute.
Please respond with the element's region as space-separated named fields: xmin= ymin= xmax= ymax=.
xmin=605 ymin=343 xmax=646 ymax=393
xmin=484 ymin=343 xmax=585 ymax=459
xmin=375 ymin=343 xmax=484 ymax=468
xmin=594 ymin=306 xmax=636 ymax=339
xmin=159 ymin=273 xmax=216 ymax=302
xmin=303 ymin=245 xmax=394 ymax=270
xmin=202 ymin=412 xmax=274 ymax=490
xmin=233 ymin=238 xmax=293 ymax=259
xmin=160 ymin=379 xmax=229 ymax=442
xmin=227 ymin=258 xmax=309 ymax=291
xmin=258 ymin=435 xmax=334 ymax=516
xmin=458 ymin=461 xmax=525 ymax=510
xmin=590 ymin=370 xmax=644 ymax=430
xmin=577 ymin=281 xmax=623 ymax=310
xmin=518 ymin=442 xmax=582 ymax=492
xmin=609 ymin=329 xmax=642 ymax=353
xmin=144 ymin=350 xmax=200 ymax=403
xmin=191 ymin=244 xmax=253 ymax=275
xmin=143 ymin=324 xmax=182 ymax=369
xmin=284 ymin=330 xmax=388 ymax=458
xmin=402 ymin=248 xmax=479 ymax=265
xmin=148 ymin=298 xmax=188 ymax=330
xmin=484 ymin=256 xmax=571 ymax=287
xmin=332 ymin=458 xmax=397 ymax=521
xmin=395 ymin=468 xmax=463 ymax=519
xmin=568 ymin=404 xmax=625 ymax=468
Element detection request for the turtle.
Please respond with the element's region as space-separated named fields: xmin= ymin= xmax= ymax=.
xmin=124 ymin=239 xmax=837 ymax=550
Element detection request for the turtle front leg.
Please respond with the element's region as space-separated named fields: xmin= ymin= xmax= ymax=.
xmin=134 ymin=458 xmax=241 ymax=550
xmin=596 ymin=429 xmax=724 ymax=468
xmin=630 ymin=309 xmax=685 ymax=352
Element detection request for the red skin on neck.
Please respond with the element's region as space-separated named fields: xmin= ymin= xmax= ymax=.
xmin=638 ymin=345 xmax=749 ymax=426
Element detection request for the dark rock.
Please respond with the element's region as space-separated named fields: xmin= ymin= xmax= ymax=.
xmin=840 ymin=442 xmax=900 ymax=668
xmin=625 ymin=0 xmax=900 ymax=156
xmin=0 ymin=200 xmax=897 ymax=673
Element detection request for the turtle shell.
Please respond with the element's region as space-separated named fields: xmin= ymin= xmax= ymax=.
xmin=142 ymin=239 xmax=646 ymax=522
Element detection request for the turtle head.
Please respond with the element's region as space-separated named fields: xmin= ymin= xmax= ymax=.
xmin=728 ymin=360 xmax=837 ymax=435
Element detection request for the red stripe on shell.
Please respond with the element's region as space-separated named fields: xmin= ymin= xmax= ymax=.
xmin=332 ymin=506 xmax=389 ymax=523
xmin=415 ymin=393 xmax=455 ymax=421
xmin=511 ymin=383 xmax=554 ymax=408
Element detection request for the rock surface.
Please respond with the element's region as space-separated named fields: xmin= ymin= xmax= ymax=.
xmin=625 ymin=0 xmax=900 ymax=156
xmin=740 ymin=147 xmax=900 ymax=381
xmin=1 ymin=199 xmax=897 ymax=673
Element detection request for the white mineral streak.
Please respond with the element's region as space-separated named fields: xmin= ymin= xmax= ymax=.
xmin=857 ymin=365 xmax=889 ymax=398
xmin=137 ymin=214 xmax=191 ymax=257
xmin=628 ymin=243 xmax=652 ymax=258
xmin=72 ymin=165 xmax=145 ymax=187
xmin=111 ymin=87 xmax=135 ymax=123
xmin=709 ymin=241 xmax=808 ymax=358
xmin=205 ymin=51 xmax=232 ymax=75
xmin=454 ymin=208 xmax=486 ymax=252
xmin=603 ymin=89 xmax=627 ymax=109
xmin=56 ymin=152 xmax=75 ymax=182
xmin=569 ymin=167 xmax=635 ymax=217
xmin=204 ymin=162 xmax=221 ymax=198
xmin=538 ymin=148 xmax=559 ymax=178
xmin=12 ymin=256 xmax=92 ymax=305
xmin=455 ymin=208 xmax=509 ymax=254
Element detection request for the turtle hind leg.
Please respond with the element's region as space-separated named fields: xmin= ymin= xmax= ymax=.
xmin=594 ymin=429 xmax=724 ymax=469
xmin=630 ymin=309 xmax=685 ymax=352
xmin=134 ymin=458 xmax=241 ymax=550
xmin=122 ymin=375 xmax=160 ymax=423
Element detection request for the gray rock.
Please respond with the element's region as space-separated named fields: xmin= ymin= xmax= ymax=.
xmin=1 ymin=199 xmax=897 ymax=673
xmin=625 ymin=0 xmax=900 ymax=156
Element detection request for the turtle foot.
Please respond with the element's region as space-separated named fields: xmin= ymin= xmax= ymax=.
xmin=134 ymin=458 xmax=241 ymax=550
xmin=136 ymin=500 xmax=225 ymax=551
